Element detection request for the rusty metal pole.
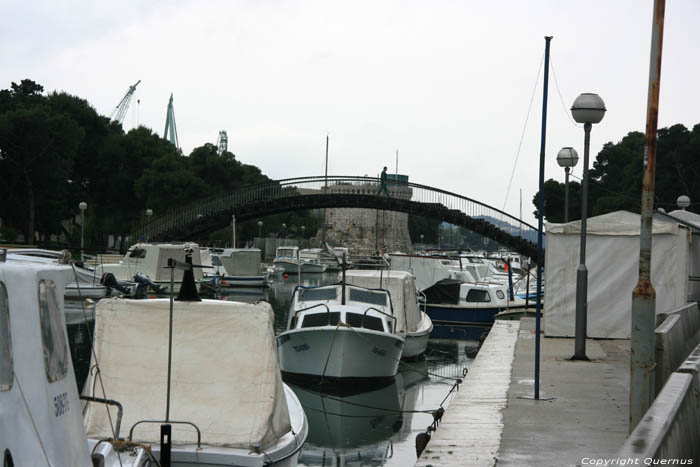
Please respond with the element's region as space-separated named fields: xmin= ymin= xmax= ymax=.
xmin=630 ymin=0 xmax=665 ymax=432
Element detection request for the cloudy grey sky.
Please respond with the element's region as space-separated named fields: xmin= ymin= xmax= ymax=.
xmin=2 ymin=0 xmax=698 ymax=225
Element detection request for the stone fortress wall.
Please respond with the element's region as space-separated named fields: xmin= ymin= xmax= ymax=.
xmin=319 ymin=175 xmax=414 ymax=255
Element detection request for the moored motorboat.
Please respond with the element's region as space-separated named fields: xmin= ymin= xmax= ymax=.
xmin=82 ymin=258 xmax=308 ymax=466
xmin=96 ymin=242 xmax=204 ymax=293
xmin=273 ymin=246 xmax=327 ymax=274
xmin=216 ymin=248 xmax=269 ymax=287
xmin=0 ymin=251 xmax=151 ymax=466
xmin=277 ymin=282 xmax=405 ymax=384
xmin=422 ymin=279 xmax=512 ymax=338
xmin=345 ymin=269 xmax=433 ymax=359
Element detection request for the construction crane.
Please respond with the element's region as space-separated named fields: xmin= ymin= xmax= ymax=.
xmin=164 ymin=93 xmax=179 ymax=148
xmin=109 ymin=80 xmax=141 ymax=124
xmin=217 ymin=130 xmax=228 ymax=155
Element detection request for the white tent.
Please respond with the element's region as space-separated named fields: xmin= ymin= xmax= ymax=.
xmin=544 ymin=210 xmax=690 ymax=338
xmin=657 ymin=209 xmax=700 ymax=302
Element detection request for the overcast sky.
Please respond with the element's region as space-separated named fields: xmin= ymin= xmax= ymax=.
xmin=2 ymin=0 xmax=698 ymax=225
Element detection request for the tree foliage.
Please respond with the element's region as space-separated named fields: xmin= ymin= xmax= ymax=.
xmin=0 ymin=78 xmax=318 ymax=248
xmin=534 ymin=124 xmax=700 ymax=222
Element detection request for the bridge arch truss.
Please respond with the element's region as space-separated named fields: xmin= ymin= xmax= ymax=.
xmin=132 ymin=176 xmax=539 ymax=260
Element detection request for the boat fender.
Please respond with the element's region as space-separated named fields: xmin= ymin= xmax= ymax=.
xmin=415 ymin=431 xmax=431 ymax=457
xmin=91 ymin=453 xmax=105 ymax=467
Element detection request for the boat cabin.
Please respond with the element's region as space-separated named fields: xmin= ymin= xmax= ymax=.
xmin=287 ymin=284 xmax=396 ymax=334
xmin=98 ymin=242 xmax=203 ymax=283
xmin=276 ymin=246 xmax=299 ymax=258
xmin=424 ymin=279 xmax=509 ymax=308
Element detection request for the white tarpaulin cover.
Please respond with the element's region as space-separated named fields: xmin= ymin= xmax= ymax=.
xmin=84 ymin=298 xmax=290 ymax=448
xmin=345 ymin=270 xmax=421 ymax=333
xmin=545 ymin=211 xmax=689 ymax=338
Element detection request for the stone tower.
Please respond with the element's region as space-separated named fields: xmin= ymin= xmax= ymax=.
xmin=321 ymin=175 xmax=413 ymax=255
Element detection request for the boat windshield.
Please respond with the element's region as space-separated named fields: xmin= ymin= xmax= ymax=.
xmin=348 ymin=288 xmax=387 ymax=307
xmin=299 ymin=287 xmax=337 ymax=302
xmin=277 ymin=248 xmax=296 ymax=257
xmin=128 ymin=247 xmax=147 ymax=259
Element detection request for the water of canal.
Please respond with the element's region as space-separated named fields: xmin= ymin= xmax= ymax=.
xmin=66 ymin=272 xmax=477 ymax=466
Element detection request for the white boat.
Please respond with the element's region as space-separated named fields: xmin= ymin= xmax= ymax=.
xmin=216 ymin=248 xmax=269 ymax=287
xmin=96 ymin=242 xmax=204 ymax=293
xmin=277 ymin=282 xmax=405 ymax=383
xmin=345 ymin=270 xmax=433 ymax=359
xmin=0 ymin=252 xmax=150 ymax=466
xmin=273 ymin=246 xmax=327 ymax=274
xmin=82 ymin=281 xmax=308 ymax=466
xmin=299 ymin=247 xmax=344 ymax=271
xmin=6 ymin=248 xmax=109 ymax=299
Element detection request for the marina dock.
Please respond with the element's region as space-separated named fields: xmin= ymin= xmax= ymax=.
xmin=416 ymin=318 xmax=630 ymax=466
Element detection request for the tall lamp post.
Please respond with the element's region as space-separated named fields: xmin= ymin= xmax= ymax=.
xmin=258 ymin=220 xmax=263 ymax=238
xmin=556 ymin=147 xmax=579 ymax=223
xmin=145 ymin=208 xmax=153 ymax=241
xmin=231 ymin=214 xmax=236 ymax=248
xmin=571 ymin=93 xmax=606 ymax=360
xmin=282 ymin=223 xmax=287 ymax=239
xmin=79 ymin=202 xmax=87 ymax=261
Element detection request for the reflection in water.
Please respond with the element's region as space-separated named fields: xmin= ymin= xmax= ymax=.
xmin=66 ymin=270 xmax=475 ymax=467
xmin=292 ymin=378 xmax=402 ymax=466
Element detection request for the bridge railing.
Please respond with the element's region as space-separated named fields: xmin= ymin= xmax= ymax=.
xmin=132 ymin=176 xmax=536 ymax=244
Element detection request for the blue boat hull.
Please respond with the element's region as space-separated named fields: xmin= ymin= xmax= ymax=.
xmin=425 ymin=303 xmax=502 ymax=327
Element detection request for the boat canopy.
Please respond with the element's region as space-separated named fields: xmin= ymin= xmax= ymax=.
xmin=220 ymin=248 xmax=261 ymax=276
xmin=344 ymin=270 xmax=420 ymax=334
xmin=422 ymin=278 xmax=461 ymax=305
xmin=83 ymin=298 xmax=290 ymax=449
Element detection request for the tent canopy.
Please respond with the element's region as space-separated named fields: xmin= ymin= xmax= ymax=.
xmin=544 ymin=210 xmax=689 ymax=338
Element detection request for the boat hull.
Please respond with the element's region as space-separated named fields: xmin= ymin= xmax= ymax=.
xmin=425 ymin=303 xmax=502 ymax=327
xmin=273 ymin=259 xmax=327 ymax=274
xmin=216 ymin=275 xmax=267 ymax=287
xmin=112 ymin=385 xmax=307 ymax=467
xmin=402 ymin=311 xmax=433 ymax=359
xmin=277 ymin=327 xmax=404 ymax=380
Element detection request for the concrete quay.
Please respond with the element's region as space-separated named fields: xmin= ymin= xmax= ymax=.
xmin=416 ymin=318 xmax=631 ymax=467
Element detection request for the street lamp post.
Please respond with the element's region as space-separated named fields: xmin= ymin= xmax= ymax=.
xmin=231 ymin=214 xmax=236 ymax=248
xmin=571 ymin=93 xmax=606 ymax=360
xmin=557 ymin=147 xmax=579 ymax=223
xmin=145 ymin=208 xmax=153 ymax=241
xmin=282 ymin=223 xmax=287 ymax=239
xmin=420 ymin=234 xmax=424 ymax=250
xmin=79 ymin=202 xmax=87 ymax=261
xmin=258 ymin=220 xmax=263 ymax=239
xmin=301 ymin=225 xmax=306 ymax=248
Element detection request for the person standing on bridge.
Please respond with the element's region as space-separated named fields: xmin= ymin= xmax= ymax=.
xmin=377 ymin=166 xmax=390 ymax=196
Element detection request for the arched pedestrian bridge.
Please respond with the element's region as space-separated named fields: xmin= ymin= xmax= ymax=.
xmin=132 ymin=176 xmax=540 ymax=260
